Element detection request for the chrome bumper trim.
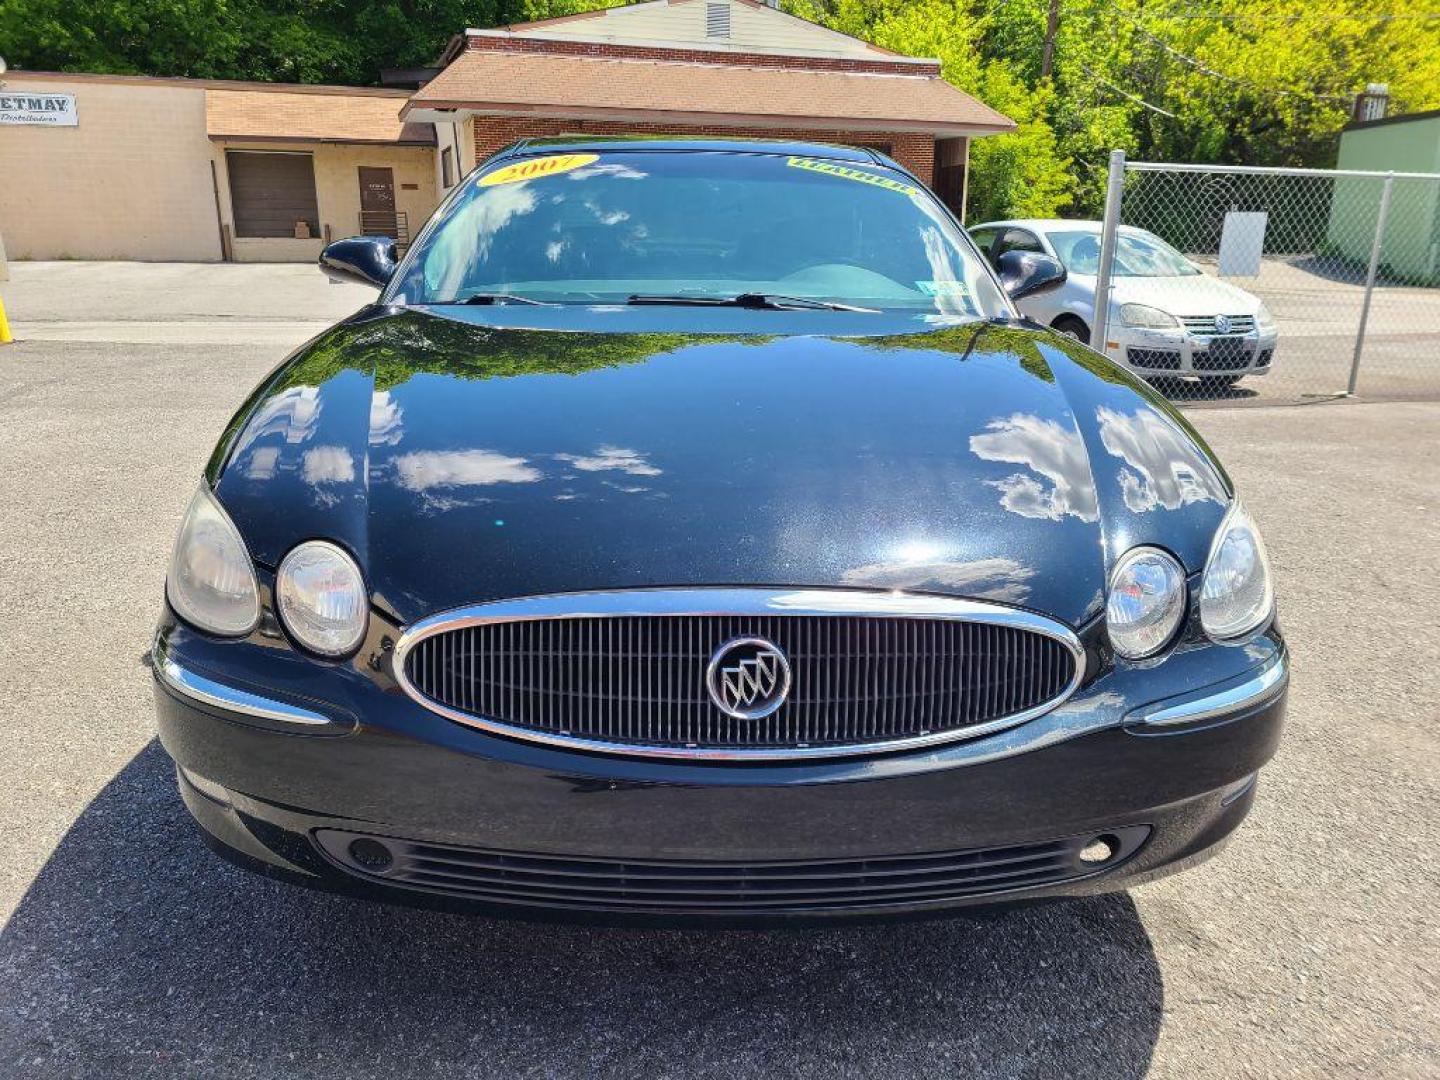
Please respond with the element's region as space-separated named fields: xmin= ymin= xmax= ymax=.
xmin=153 ymin=639 xmax=331 ymax=727
xmin=1130 ymin=656 xmax=1288 ymax=728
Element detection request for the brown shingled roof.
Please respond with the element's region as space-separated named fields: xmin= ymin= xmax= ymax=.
xmin=405 ymin=50 xmax=1015 ymax=135
xmin=206 ymin=87 xmax=435 ymax=145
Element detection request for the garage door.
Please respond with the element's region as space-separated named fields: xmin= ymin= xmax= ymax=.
xmin=227 ymin=151 xmax=320 ymax=238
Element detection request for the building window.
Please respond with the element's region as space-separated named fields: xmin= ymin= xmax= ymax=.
xmin=441 ymin=146 xmax=455 ymax=189
xmin=706 ymin=2 xmax=731 ymax=37
xmin=226 ymin=151 xmax=319 ymax=239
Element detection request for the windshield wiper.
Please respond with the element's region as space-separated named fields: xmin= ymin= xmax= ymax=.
xmin=439 ymin=292 xmax=557 ymax=306
xmin=626 ymin=292 xmax=878 ymax=313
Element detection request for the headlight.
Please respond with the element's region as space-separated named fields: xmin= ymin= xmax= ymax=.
xmin=276 ymin=540 xmax=368 ymax=657
xmin=1256 ymin=302 xmax=1276 ymax=330
xmin=166 ymin=486 xmax=260 ymax=637
xmin=1106 ymin=546 xmax=1187 ymax=659
xmin=1200 ymin=503 xmax=1274 ymax=640
xmin=1120 ymin=303 xmax=1178 ymax=329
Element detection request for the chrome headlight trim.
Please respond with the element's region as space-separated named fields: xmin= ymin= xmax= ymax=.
xmin=152 ymin=636 xmax=331 ymax=727
xmin=389 ymin=588 xmax=1087 ymax=761
xmin=1131 ymin=654 xmax=1287 ymax=728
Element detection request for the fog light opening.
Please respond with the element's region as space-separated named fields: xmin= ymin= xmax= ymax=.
xmin=1078 ymin=834 xmax=1120 ymax=866
xmin=348 ymin=837 xmax=394 ymax=872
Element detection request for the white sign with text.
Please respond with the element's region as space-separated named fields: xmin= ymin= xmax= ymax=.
xmin=0 ymin=91 xmax=79 ymax=126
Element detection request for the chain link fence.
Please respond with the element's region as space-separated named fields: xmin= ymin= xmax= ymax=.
xmin=1092 ymin=155 xmax=1440 ymax=406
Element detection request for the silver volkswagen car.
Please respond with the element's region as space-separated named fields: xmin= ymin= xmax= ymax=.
xmin=970 ymin=219 xmax=1279 ymax=388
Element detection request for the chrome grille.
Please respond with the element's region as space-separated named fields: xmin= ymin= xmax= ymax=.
xmin=1180 ymin=314 xmax=1256 ymax=335
xmin=394 ymin=590 xmax=1083 ymax=759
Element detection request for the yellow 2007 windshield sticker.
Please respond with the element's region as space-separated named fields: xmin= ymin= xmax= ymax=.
xmin=479 ymin=153 xmax=600 ymax=187
xmin=786 ymin=156 xmax=921 ymax=198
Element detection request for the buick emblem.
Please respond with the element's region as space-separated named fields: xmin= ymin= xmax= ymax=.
xmin=706 ymin=637 xmax=792 ymax=719
xmin=1214 ymin=314 xmax=1232 ymax=335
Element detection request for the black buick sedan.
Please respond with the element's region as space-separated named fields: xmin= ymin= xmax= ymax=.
xmin=152 ymin=138 xmax=1287 ymax=921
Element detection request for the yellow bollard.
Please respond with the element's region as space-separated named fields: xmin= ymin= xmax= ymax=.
xmin=0 ymin=296 xmax=11 ymax=344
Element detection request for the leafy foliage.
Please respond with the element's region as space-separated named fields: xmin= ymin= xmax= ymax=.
xmin=4 ymin=0 xmax=1438 ymax=216
xmin=0 ymin=0 xmax=631 ymax=85
xmin=787 ymin=0 xmax=1440 ymax=218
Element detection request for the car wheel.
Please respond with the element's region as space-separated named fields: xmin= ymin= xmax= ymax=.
xmin=1051 ymin=316 xmax=1090 ymax=344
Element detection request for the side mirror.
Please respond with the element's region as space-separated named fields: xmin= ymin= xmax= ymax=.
xmin=996 ymin=250 xmax=1067 ymax=301
xmin=319 ymin=236 xmax=398 ymax=288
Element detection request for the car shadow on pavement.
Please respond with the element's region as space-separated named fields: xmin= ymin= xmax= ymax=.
xmin=1 ymin=741 xmax=1164 ymax=1079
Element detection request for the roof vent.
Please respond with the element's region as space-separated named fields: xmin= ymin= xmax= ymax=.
xmin=706 ymin=2 xmax=731 ymax=37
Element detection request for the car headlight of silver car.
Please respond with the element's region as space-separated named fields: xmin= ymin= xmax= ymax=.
xmin=166 ymin=485 xmax=261 ymax=637
xmin=1120 ymin=303 xmax=1179 ymax=329
xmin=1256 ymin=302 xmax=1276 ymax=331
xmin=1200 ymin=502 xmax=1274 ymax=640
xmin=276 ymin=540 xmax=369 ymax=657
xmin=1106 ymin=546 xmax=1188 ymax=659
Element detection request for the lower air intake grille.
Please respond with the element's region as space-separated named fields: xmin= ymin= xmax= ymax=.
xmin=397 ymin=598 xmax=1081 ymax=758
xmin=1127 ymin=347 xmax=1182 ymax=370
xmin=1194 ymin=337 xmax=1255 ymax=371
xmin=314 ymin=827 xmax=1151 ymax=915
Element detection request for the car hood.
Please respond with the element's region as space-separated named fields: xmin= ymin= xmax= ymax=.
xmin=211 ymin=306 xmax=1232 ymax=628
xmin=1108 ymin=273 xmax=1263 ymax=317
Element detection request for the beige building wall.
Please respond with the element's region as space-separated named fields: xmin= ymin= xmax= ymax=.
xmin=0 ymin=75 xmax=223 ymax=261
xmin=211 ymin=141 xmax=438 ymax=262
xmin=429 ymin=118 xmax=470 ymax=201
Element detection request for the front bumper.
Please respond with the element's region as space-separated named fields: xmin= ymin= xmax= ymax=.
xmin=151 ymin=611 xmax=1288 ymax=923
xmin=1104 ymin=326 xmax=1278 ymax=378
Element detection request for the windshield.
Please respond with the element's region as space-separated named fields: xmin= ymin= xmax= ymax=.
xmin=1044 ymin=228 xmax=1200 ymax=277
xmin=388 ymin=150 xmax=1009 ymax=317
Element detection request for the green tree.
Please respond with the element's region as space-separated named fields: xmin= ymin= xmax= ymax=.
xmin=6 ymin=0 xmax=1438 ymax=217
xmin=785 ymin=0 xmax=1074 ymax=220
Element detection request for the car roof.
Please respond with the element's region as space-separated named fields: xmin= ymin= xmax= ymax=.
xmin=493 ymin=135 xmax=885 ymax=166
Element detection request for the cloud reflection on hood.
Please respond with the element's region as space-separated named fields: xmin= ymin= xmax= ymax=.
xmin=301 ymin=445 xmax=355 ymax=486
xmin=368 ymin=391 xmax=403 ymax=447
xmin=393 ymin=449 xmax=542 ymax=492
xmin=1096 ymin=407 xmax=1226 ymax=513
xmin=554 ymin=446 xmax=661 ymax=477
xmin=969 ymin=413 xmax=1099 ymax=523
xmin=232 ymin=385 xmax=322 ymax=456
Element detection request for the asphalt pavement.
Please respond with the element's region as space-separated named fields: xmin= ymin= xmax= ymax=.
xmin=0 ymin=263 xmax=1436 ymax=1078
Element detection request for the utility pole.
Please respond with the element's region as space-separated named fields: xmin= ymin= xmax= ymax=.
xmin=1041 ymin=0 xmax=1060 ymax=78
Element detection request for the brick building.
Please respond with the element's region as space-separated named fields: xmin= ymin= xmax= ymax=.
xmin=405 ymin=0 xmax=1014 ymax=220
xmin=0 ymin=0 xmax=1012 ymax=262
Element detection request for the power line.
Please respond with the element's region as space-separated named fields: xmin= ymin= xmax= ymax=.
xmin=1076 ymin=62 xmax=1179 ymax=117
xmin=1114 ymin=10 xmax=1355 ymax=103
xmin=1128 ymin=8 xmax=1440 ymax=20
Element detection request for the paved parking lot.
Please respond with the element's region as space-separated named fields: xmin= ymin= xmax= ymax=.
xmin=0 ymin=264 xmax=1437 ymax=1078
